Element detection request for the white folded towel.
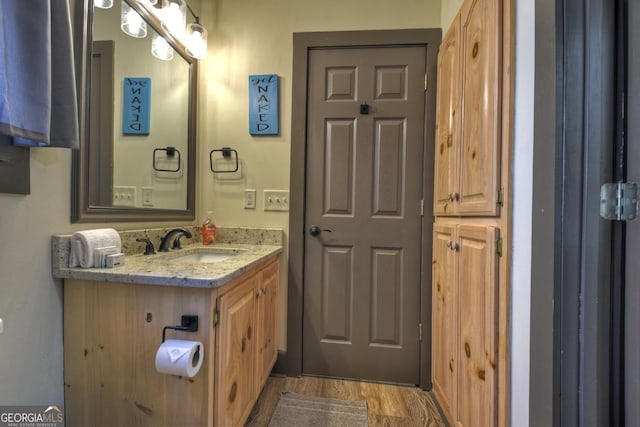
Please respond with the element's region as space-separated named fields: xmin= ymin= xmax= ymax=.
xmin=68 ymin=228 xmax=121 ymax=268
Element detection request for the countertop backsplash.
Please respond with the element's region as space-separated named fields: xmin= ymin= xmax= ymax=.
xmin=52 ymin=226 xmax=283 ymax=272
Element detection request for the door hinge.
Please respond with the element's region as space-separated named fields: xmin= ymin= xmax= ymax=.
xmin=418 ymin=323 xmax=423 ymax=342
xmin=213 ymin=309 xmax=219 ymax=327
xmin=497 ymin=187 xmax=504 ymax=207
xmin=420 ymin=199 xmax=424 ymax=216
xmin=600 ymin=182 xmax=639 ymax=221
xmin=496 ymin=237 xmax=503 ymax=257
xmin=424 ymin=73 xmax=428 ymax=92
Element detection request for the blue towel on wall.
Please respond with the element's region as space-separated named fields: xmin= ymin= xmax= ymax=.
xmin=0 ymin=0 xmax=79 ymax=149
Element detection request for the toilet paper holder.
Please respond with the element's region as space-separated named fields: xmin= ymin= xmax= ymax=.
xmin=162 ymin=315 xmax=199 ymax=342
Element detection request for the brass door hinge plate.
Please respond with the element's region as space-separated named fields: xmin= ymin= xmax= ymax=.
xmin=497 ymin=187 xmax=504 ymax=207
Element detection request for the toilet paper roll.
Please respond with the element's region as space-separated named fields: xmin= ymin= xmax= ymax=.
xmin=155 ymin=339 xmax=204 ymax=378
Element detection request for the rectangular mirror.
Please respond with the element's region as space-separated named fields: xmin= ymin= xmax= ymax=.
xmin=72 ymin=0 xmax=197 ymax=222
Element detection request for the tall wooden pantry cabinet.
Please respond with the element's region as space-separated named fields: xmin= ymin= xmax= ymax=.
xmin=431 ymin=0 xmax=512 ymax=425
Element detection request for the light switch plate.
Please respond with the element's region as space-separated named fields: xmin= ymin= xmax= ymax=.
xmin=244 ymin=189 xmax=256 ymax=209
xmin=264 ymin=190 xmax=289 ymax=211
xmin=142 ymin=187 xmax=153 ymax=206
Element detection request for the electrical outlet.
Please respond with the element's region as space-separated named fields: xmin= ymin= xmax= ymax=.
xmin=264 ymin=190 xmax=289 ymax=211
xmin=142 ymin=187 xmax=153 ymax=206
xmin=113 ymin=186 xmax=136 ymax=207
xmin=244 ymin=189 xmax=256 ymax=209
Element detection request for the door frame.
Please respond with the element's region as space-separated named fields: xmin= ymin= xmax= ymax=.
xmin=530 ymin=0 xmax=617 ymax=424
xmin=286 ymin=29 xmax=441 ymax=389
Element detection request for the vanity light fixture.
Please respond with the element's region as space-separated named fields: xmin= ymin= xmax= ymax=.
xmin=121 ymin=0 xmax=208 ymax=60
xmin=121 ymin=0 xmax=147 ymax=38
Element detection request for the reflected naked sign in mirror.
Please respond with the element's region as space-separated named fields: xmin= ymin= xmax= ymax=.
xmin=72 ymin=0 xmax=196 ymax=222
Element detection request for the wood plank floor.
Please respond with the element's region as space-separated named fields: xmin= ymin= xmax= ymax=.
xmin=246 ymin=376 xmax=447 ymax=427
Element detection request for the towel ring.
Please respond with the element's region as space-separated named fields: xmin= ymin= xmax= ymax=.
xmin=153 ymin=147 xmax=181 ymax=172
xmin=210 ymin=147 xmax=239 ymax=173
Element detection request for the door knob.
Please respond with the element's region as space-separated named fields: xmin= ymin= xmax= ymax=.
xmin=309 ymin=225 xmax=332 ymax=236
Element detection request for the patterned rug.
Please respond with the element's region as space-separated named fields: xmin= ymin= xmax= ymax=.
xmin=268 ymin=392 xmax=368 ymax=426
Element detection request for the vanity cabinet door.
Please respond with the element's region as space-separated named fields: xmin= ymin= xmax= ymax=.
xmin=215 ymin=275 xmax=258 ymax=427
xmin=254 ymin=260 xmax=279 ymax=396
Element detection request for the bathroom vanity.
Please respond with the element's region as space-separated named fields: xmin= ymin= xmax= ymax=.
xmin=52 ymin=227 xmax=282 ymax=427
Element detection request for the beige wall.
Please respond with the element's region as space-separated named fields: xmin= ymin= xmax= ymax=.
xmin=198 ymin=0 xmax=442 ymax=350
xmin=441 ymin=0 xmax=464 ymax=32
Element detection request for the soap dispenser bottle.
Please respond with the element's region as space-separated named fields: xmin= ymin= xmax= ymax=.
xmin=202 ymin=211 xmax=216 ymax=245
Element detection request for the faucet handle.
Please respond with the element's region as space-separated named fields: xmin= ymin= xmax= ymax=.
xmin=136 ymin=238 xmax=156 ymax=255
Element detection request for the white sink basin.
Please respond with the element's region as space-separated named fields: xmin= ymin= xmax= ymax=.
xmin=168 ymin=248 xmax=245 ymax=263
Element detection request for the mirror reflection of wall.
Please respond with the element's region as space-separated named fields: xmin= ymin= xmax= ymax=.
xmin=92 ymin=3 xmax=189 ymax=210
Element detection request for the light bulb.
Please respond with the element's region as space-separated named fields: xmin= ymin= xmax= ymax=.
xmin=121 ymin=1 xmax=147 ymax=38
xmin=186 ymin=22 xmax=207 ymax=59
xmin=161 ymin=0 xmax=186 ymax=37
xmin=152 ymin=33 xmax=174 ymax=60
xmin=94 ymin=0 xmax=114 ymax=9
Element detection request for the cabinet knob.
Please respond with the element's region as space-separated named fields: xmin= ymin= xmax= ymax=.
xmin=448 ymin=192 xmax=459 ymax=202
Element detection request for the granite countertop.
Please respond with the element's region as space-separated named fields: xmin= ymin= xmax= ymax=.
xmin=52 ymin=227 xmax=283 ymax=289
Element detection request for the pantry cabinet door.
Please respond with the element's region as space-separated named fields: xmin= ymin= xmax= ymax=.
xmin=458 ymin=0 xmax=502 ymax=216
xmin=434 ymin=15 xmax=461 ymax=216
xmin=431 ymin=223 xmax=458 ymax=423
xmin=457 ymin=224 xmax=498 ymax=427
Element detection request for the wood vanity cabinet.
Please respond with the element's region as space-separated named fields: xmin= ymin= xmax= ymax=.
xmin=434 ymin=0 xmax=502 ymax=217
xmin=63 ymin=257 xmax=279 ymax=427
xmin=432 ymin=223 xmax=499 ymax=426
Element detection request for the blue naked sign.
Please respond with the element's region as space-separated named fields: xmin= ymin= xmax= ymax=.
xmin=249 ymin=74 xmax=279 ymax=135
xmin=122 ymin=77 xmax=151 ymax=135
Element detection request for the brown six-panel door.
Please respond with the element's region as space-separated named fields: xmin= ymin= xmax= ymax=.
xmin=302 ymin=45 xmax=426 ymax=384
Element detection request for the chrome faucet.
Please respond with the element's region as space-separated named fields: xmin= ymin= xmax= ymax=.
xmin=158 ymin=228 xmax=193 ymax=252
